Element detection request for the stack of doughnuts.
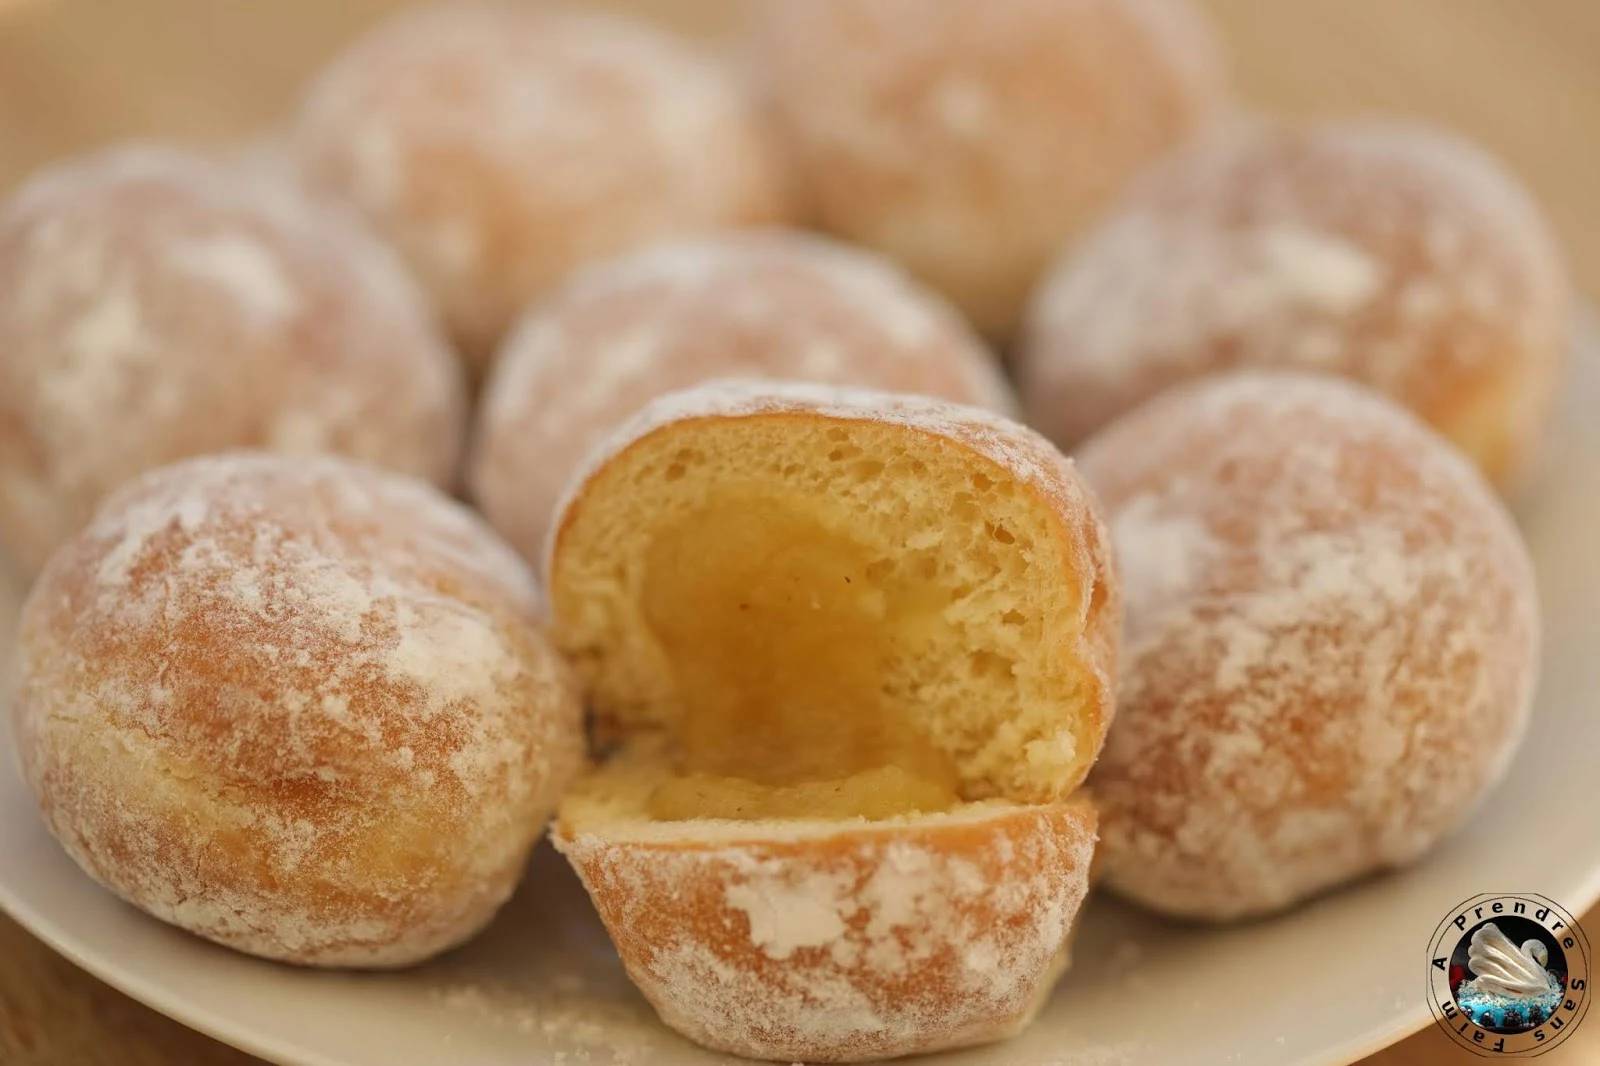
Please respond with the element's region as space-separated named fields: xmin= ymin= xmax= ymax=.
xmin=1 ymin=0 xmax=1565 ymax=1061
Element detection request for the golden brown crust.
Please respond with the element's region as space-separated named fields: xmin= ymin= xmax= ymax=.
xmin=1078 ymin=371 xmax=1539 ymax=921
xmin=553 ymin=800 xmax=1097 ymax=1063
xmin=13 ymin=453 xmax=584 ymax=966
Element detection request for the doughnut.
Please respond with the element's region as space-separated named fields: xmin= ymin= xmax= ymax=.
xmin=1018 ymin=118 xmax=1572 ymax=487
xmin=545 ymin=381 xmax=1117 ymax=1061
xmin=12 ymin=453 xmax=584 ymax=967
xmin=292 ymin=1 xmax=795 ymax=368
xmin=468 ymin=230 xmax=1013 ymax=566
xmin=0 ymin=144 xmax=465 ymax=576
xmin=1077 ymin=371 xmax=1539 ymax=922
xmin=750 ymin=0 xmax=1229 ymax=337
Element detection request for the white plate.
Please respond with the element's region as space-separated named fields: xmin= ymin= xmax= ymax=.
xmin=5 ymin=334 xmax=1600 ymax=1066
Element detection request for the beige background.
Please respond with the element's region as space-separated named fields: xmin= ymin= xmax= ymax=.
xmin=2 ymin=1 xmax=1598 ymax=1063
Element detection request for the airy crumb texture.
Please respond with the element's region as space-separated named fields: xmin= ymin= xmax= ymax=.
xmin=12 ymin=452 xmax=584 ymax=966
xmin=0 ymin=143 xmax=465 ymax=576
xmin=470 ymin=230 xmax=1013 ymax=566
xmin=543 ymin=380 xmax=1115 ymax=1059
xmin=1079 ymin=371 xmax=1540 ymax=921
xmin=556 ymin=753 xmax=1097 ymax=1064
xmin=751 ymin=0 xmax=1229 ymax=335
xmin=546 ymin=379 xmax=1117 ymax=804
xmin=1019 ymin=118 xmax=1571 ymax=486
xmin=293 ymin=0 xmax=795 ymax=364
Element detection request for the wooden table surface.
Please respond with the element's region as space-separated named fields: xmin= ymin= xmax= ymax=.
xmin=2 ymin=1 xmax=1599 ymax=1064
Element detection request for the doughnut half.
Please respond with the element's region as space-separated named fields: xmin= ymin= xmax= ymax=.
xmin=546 ymin=380 xmax=1117 ymax=1060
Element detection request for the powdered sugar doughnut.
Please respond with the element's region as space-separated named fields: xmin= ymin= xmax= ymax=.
xmin=558 ymin=791 xmax=1097 ymax=1062
xmin=1019 ymin=119 xmax=1572 ymax=486
xmin=293 ymin=1 xmax=795 ymax=367
xmin=0 ymin=144 xmax=465 ymax=576
xmin=12 ymin=452 xmax=584 ymax=966
xmin=751 ymin=0 xmax=1229 ymax=337
xmin=469 ymin=231 xmax=1013 ymax=564
xmin=544 ymin=379 xmax=1116 ymax=1059
xmin=1078 ymin=372 xmax=1539 ymax=921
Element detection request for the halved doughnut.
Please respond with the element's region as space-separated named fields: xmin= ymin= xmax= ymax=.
xmin=561 ymin=745 xmax=1097 ymax=1062
xmin=544 ymin=381 xmax=1116 ymax=1061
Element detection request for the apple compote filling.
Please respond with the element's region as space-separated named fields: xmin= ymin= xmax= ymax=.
xmin=641 ymin=498 xmax=961 ymax=820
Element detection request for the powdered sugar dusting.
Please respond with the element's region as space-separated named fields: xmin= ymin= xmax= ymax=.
xmin=429 ymin=979 xmax=680 ymax=1065
xmin=1080 ymin=371 xmax=1539 ymax=920
xmin=555 ymin=801 xmax=1095 ymax=1061
xmin=1106 ymin=494 xmax=1209 ymax=621
xmin=14 ymin=452 xmax=581 ymax=965
xmin=167 ymin=232 xmax=300 ymax=321
xmin=752 ymin=0 xmax=1228 ymax=334
xmin=1020 ymin=118 xmax=1571 ymax=451
xmin=470 ymin=230 xmax=1010 ymax=566
xmin=724 ymin=869 xmax=855 ymax=961
xmin=63 ymin=278 xmax=147 ymax=365
xmin=44 ymin=278 xmax=156 ymax=443
xmin=0 ymin=142 xmax=465 ymax=574
xmin=1030 ymin=220 xmax=1385 ymax=389
xmin=293 ymin=0 xmax=792 ymax=361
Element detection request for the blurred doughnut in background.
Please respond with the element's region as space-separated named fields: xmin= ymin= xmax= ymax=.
xmin=1018 ymin=118 xmax=1571 ymax=488
xmin=0 ymin=144 xmax=464 ymax=576
xmin=468 ymin=229 xmax=1013 ymax=564
xmin=750 ymin=0 xmax=1231 ymax=339
xmin=292 ymin=0 xmax=796 ymax=373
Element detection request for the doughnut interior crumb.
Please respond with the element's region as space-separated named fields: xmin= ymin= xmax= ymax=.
xmin=548 ymin=385 xmax=1114 ymax=817
xmin=641 ymin=498 xmax=962 ymax=820
xmin=544 ymin=384 xmax=1116 ymax=1062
